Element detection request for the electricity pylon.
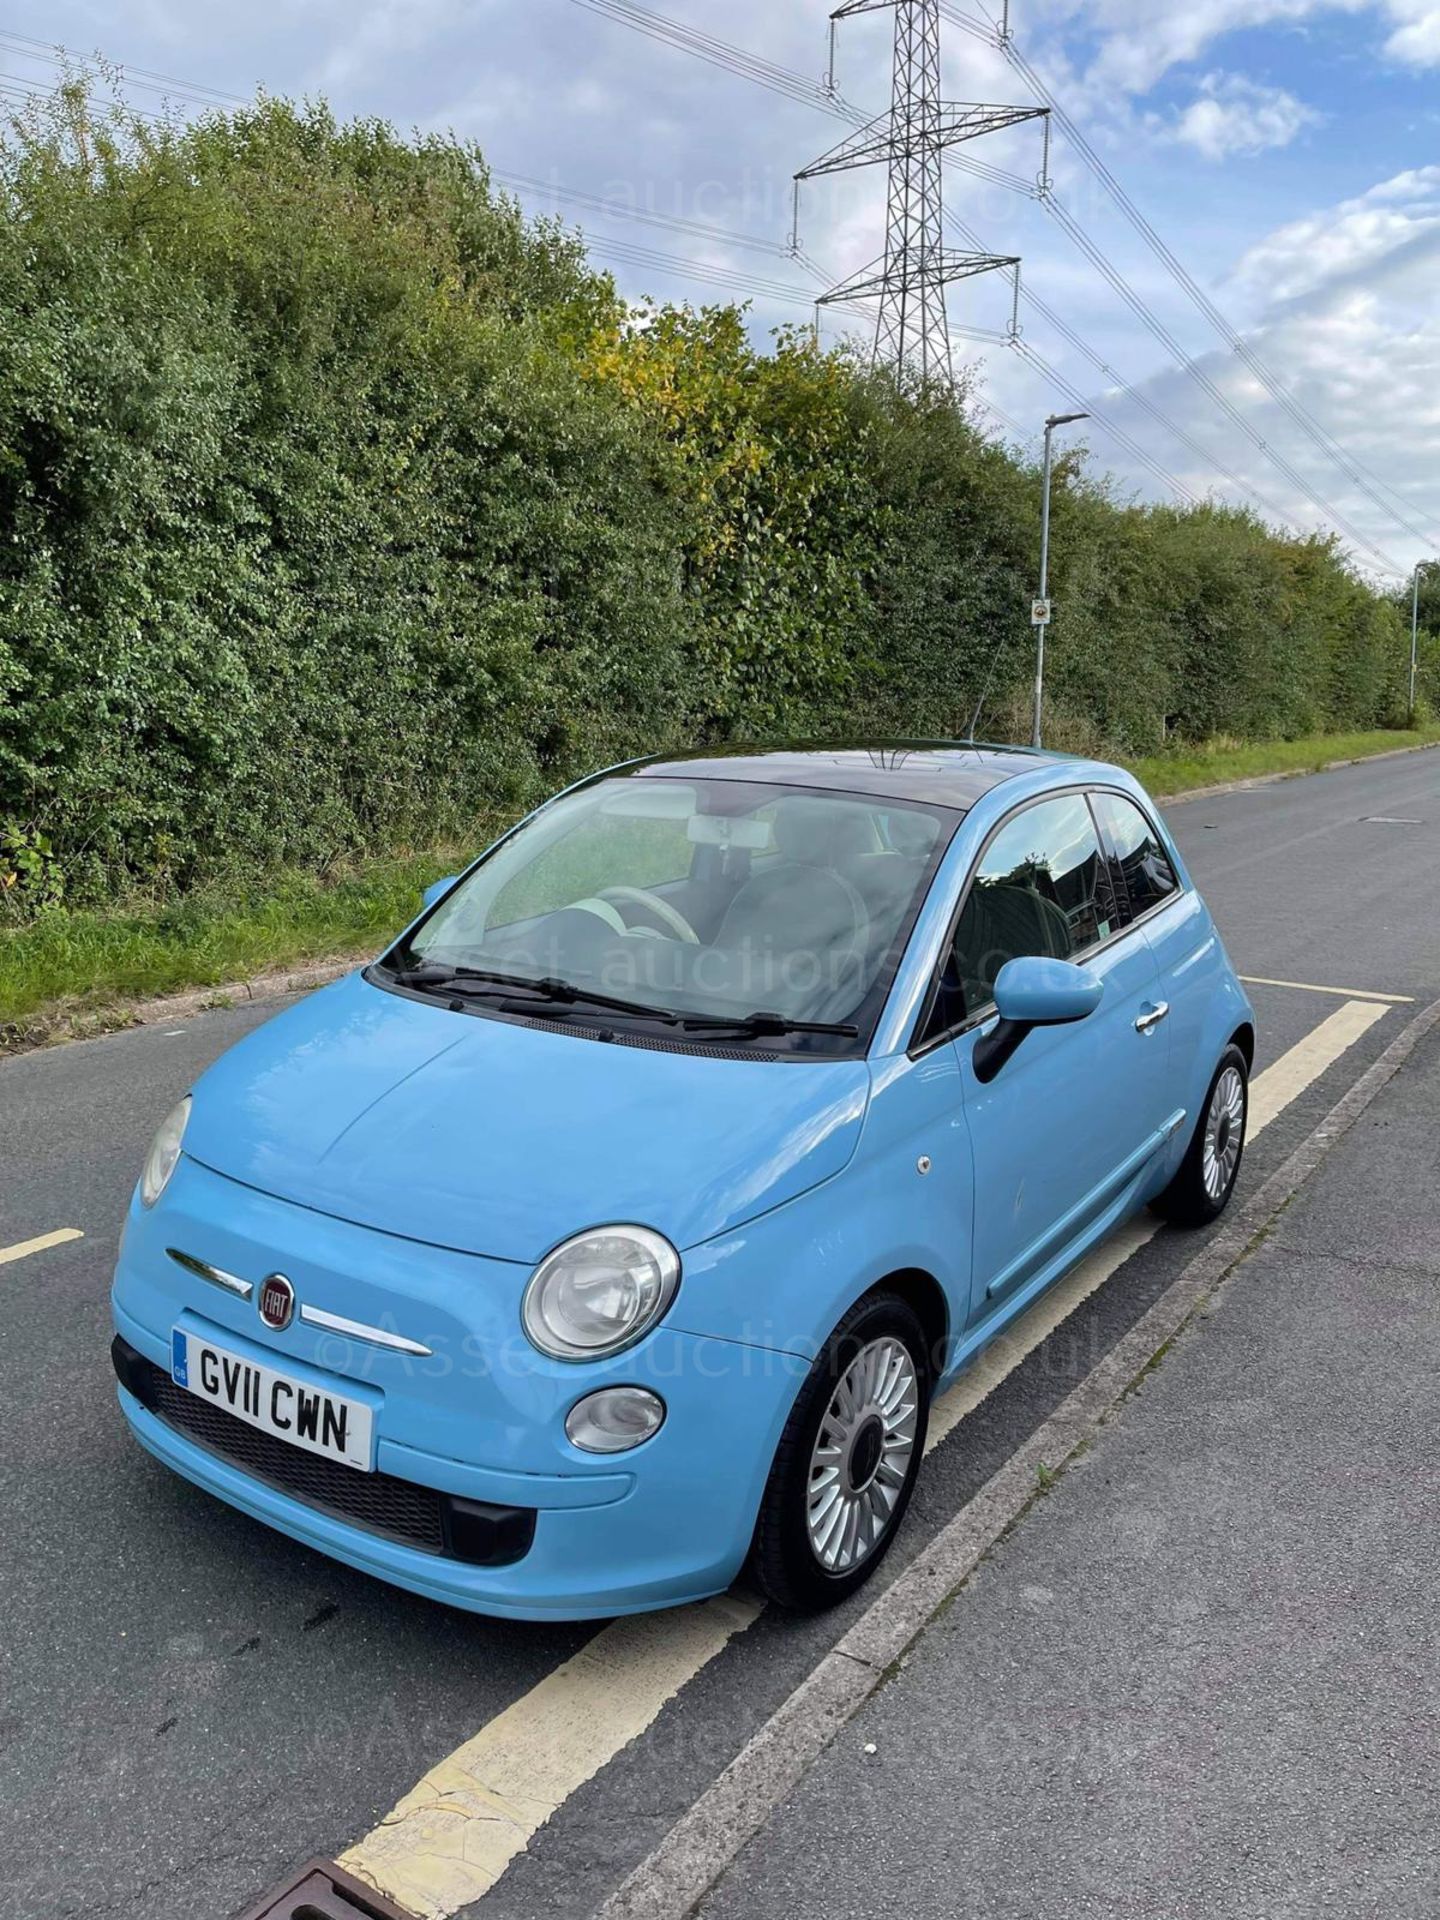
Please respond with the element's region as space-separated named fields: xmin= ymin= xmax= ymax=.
xmin=797 ymin=0 xmax=1047 ymax=386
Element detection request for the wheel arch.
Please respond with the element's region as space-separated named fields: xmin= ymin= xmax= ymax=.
xmin=870 ymin=1265 xmax=951 ymax=1381
xmin=1229 ymin=1021 xmax=1256 ymax=1069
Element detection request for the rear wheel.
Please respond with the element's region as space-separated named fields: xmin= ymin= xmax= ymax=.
xmin=1153 ymin=1043 xmax=1249 ymax=1228
xmin=750 ymin=1291 xmax=930 ymax=1612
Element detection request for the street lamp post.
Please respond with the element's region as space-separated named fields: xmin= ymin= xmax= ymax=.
xmin=1033 ymin=411 xmax=1088 ymax=750
xmin=1411 ymin=562 xmax=1434 ymax=728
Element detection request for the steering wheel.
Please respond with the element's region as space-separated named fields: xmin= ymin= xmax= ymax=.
xmin=597 ymin=886 xmax=701 ymax=944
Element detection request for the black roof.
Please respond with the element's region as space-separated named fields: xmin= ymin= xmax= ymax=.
xmin=632 ymin=741 xmax=1061 ymax=810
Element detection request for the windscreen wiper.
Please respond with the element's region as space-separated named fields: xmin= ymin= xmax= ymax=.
xmin=390 ymin=964 xmax=841 ymax=1038
xmin=497 ymin=979 xmax=683 ymax=1026
xmin=678 ymin=1010 xmax=861 ymax=1039
xmin=389 ymin=962 xmax=528 ymax=992
xmin=391 ymin=962 xmax=681 ymax=1027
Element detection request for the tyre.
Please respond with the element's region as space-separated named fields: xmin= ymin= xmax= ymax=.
xmin=1152 ymin=1043 xmax=1249 ymax=1228
xmin=750 ymin=1289 xmax=931 ymax=1612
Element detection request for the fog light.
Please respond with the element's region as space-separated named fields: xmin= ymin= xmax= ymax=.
xmin=565 ymin=1387 xmax=667 ymax=1455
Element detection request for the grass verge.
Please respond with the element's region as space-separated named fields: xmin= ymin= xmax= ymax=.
xmin=3 ymin=726 xmax=1437 ymax=1051
xmin=1130 ymin=725 xmax=1440 ymax=798
xmin=0 ymin=846 xmax=477 ymax=1045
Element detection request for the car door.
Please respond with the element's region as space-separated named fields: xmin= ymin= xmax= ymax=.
xmin=926 ymin=790 xmax=1181 ymax=1328
xmin=1090 ymin=786 xmax=1213 ymax=1089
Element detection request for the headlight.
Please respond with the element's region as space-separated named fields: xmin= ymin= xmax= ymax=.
xmin=522 ymin=1226 xmax=680 ymax=1362
xmin=140 ymin=1097 xmax=191 ymax=1208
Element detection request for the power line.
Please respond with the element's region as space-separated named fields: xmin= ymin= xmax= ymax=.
xmin=931 ymin=14 xmax=1407 ymax=567
xmin=492 ymin=167 xmax=805 ymax=263
xmin=487 ymin=169 xmax=844 ymax=303
xmin=15 ymin=6 xmax=1414 ymax=562
xmin=0 ymin=57 xmax=828 ymax=318
xmin=899 ymin=102 xmax=1304 ymax=525
xmin=0 ymin=23 xmax=1030 ymax=362
xmin=553 ymin=0 xmax=1320 ymax=530
xmin=973 ymin=397 xmax=1033 ymax=445
xmin=936 ymin=1 xmax=1009 ymax=41
xmin=0 ymin=69 xmax=169 ymax=126
xmin=586 ymin=234 xmax=825 ymax=305
xmin=1009 ymin=339 xmax=1202 ymax=505
xmin=802 ymin=112 xmax=1283 ymax=510
xmin=935 ymin=5 xmax=1008 ymax=47
xmin=999 ymin=27 xmax=1439 ymax=548
xmin=563 ymin=0 xmax=1039 ymax=199
xmin=943 ymin=204 xmax=1302 ymax=529
xmin=0 ymin=23 xmax=1293 ymax=537
xmin=554 ymin=0 xmax=1238 ymax=512
xmin=563 ymin=0 xmax=1416 ymax=569
xmin=947 ymin=322 xmax=1204 ymax=503
xmin=564 ymin=0 xmax=835 ymax=111
xmin=994 ymin=30 xmax=1433 ymax=564
xmin=0 ymin=51 xmax=812 ymax=285
xmin=0 ymin=37 xmax=1115 ymax=475
xmin=13 ymin=10 xmax=1407 ymax=562
xmin=33 ymin=0 xmax=1420 ymax=560
xmin=0 ymin=30 xmax=247 ymax=110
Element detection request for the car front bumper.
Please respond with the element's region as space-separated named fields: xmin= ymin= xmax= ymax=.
xmin=110 ymin=1157 xmax=807 ymax=1621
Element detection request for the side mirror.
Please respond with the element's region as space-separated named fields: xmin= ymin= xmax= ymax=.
xmin=974 ymin=956 xmax=1103 ymax=1085
xmin=422 ymin=876 xmax=460 ymax=913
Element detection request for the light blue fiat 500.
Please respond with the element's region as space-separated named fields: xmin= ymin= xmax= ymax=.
xmin=112 ymin=744 xmax=1253 ymax=1619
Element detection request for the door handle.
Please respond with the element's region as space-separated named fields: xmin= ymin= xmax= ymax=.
xmin=1135 ymin=1002 xmax=1170 ymax=1034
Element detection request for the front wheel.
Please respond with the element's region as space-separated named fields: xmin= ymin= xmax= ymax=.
xmin=750 ymin=1290 xmax=931 ymax=1612
xmin=1153 ymin=1043 xmax=1249 ymax=1228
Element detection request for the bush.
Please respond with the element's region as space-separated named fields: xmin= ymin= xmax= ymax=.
xmin=0 ymin=96 xmax=692 ymax=902
xmin=0 ymin=94 xmax=1416 ymax=913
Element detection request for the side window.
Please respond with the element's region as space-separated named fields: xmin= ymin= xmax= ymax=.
xmin=1091 ymin=793 xmax=1180 ymax=927
xmin=938 ymin=794 xmax=1114 ymax=1025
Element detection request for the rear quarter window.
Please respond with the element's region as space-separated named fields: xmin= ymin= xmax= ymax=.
xmin=1091 ymin=792 xmax=1180 ymax=926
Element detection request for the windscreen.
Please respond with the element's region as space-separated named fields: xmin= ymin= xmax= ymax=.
xmin=386 ymin=776 xmax=957 ymax=1050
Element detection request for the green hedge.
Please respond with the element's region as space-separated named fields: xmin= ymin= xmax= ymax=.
xmin=0 ymin=95 xmax=1430 ymax=914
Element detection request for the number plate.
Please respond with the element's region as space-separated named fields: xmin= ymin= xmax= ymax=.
xmin=171 ymin=1329 xmax=375 ymax=1472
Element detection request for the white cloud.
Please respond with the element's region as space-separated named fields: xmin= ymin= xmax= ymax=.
xmin=1084 ymin=167 xmax=1440 ymax=574
xmin=1233 ymin=165 xmax=1440 ymax=300
xmin=1167 ymin=71 xmax=1322 ymax=159
xmin=1382 ymin=0 xmax=1440 ymax=63
xmin=1032 ymin=0 xmax=1440 ymax=99
xmin=1072 ymin=0 xmax=1364 ymax=99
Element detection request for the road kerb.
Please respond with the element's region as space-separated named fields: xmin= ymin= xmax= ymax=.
xmin=1 ymin=953 xmax=373 ymax=1057
xmin=597 ymin=990 xmax=1440 ymax=1920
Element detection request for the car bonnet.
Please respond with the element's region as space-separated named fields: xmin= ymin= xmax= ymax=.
xmin=180 ymin=972 xmax=871 ymax=1262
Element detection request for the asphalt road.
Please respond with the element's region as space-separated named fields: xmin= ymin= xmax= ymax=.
xmin=699 ymin=983 xmax=1440 ymax=1920
xmin=2 ymin=748 xmax=1437 ymax=1920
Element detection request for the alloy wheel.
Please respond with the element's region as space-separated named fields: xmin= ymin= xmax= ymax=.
xmin=806 ymin=1335 xmax=920 ymax=1575
xmin=1203 ymin=1065 xmax=1247 ymax=1203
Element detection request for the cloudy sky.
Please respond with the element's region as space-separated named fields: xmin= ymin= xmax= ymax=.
xmin=4 ymin=0 xmax=1437 ymax=579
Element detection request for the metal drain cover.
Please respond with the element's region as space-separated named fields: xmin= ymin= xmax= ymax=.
xmin=233 ymin=1858 xmax=412 ymax=1920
